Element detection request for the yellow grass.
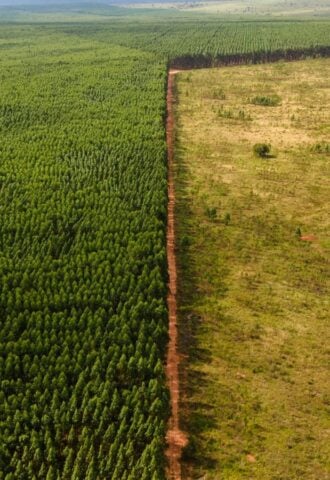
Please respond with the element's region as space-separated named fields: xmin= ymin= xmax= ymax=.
xmin=175 ymin=58 xmax=330 ymax=480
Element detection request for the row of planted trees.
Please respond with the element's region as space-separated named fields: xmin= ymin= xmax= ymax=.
xmin=0 ymin=32 xmax=169 ymax=479
xmin=91 ymin=20 xmax=330 ymax=62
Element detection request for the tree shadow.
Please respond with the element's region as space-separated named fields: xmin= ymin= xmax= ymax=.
xmin=172 ymin=90 xmax=227 ymax=476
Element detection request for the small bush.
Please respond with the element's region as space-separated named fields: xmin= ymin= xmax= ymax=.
xmin=253 ymin=143 xmax=271 ymax=158
xmin=205 ymin=207 xmax=217 ymax=220
xmin=223 ymin=212 xmax=231 ymax=225
xmin=180 ymin=235 xmax=191 ymax=248
xmin=217 ymin=107 xmax=251 ymax=121
xmin=238 ymin=109 xmax=252 ymax=121
xmin=311 ymin=142 xmax=330 ymax=154
xmin=251 ymin=95 xmax=281 ymax=106
xmin=217 ymin=107 xmax=233 ymax=119
xmin=212 ymin=88 xmax=226 ymax=100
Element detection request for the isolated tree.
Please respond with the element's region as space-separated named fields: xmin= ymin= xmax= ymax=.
xmin=253 ymin=143 xmax=271 ymax=158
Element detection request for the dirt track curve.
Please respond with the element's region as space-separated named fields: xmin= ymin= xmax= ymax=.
xmin=165 ymin=69 xmax=188 ymax=480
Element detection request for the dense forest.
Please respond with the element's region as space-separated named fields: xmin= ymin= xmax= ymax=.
xmin=0 ymin=15 xmax=329 ymax=479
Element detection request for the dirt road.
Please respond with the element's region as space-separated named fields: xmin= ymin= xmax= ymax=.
xmin=165 ymin=70 xmax=188 ymax=480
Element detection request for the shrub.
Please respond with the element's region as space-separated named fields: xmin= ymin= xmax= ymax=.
xmin=223 ymin=212 xmax=231 ymax=225
xmin=217 ymin=107 xmax=233 ymax=119
xmin=253 ymin=143 xmax=271 ymax=158
xmin=212 ymin=88 xmax=226 ymax=99
xmin=311 ymin=142 xmax=330 ymax=154
xmin=205 ymin=207 xmax=217 ymax=220
xmin=180 ymin=235 xmax=191 ymax=247
xmin=217 ymin=108 xmax=251 ymax=121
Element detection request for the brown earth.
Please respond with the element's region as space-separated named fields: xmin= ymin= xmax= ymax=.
xmin=300 ymin=234 xmax=317 ymax=242
xmin=165 ymin=69 xmax=188 ymax=480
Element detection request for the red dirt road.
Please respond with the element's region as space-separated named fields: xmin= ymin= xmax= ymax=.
xmin=166 ymin=70 xmax=188 ymax=480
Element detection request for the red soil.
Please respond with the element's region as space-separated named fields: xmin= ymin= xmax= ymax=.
xmin=246 ymin=454 xmax=257 ymax=463
xmin=165 ymin=70 xmax=188 ymax=480
xmin=300 ymin=234 xmax=317 ymax=242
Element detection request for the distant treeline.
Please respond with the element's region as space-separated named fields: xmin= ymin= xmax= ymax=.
xmin=170 ymin=46 xmax=330 ymax=69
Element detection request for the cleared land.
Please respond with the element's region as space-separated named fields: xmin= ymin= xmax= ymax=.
xmin=174 ymin=58 xmax=330 ymax=479
xmin=126 ymin=0 xmax=330 ymax=18
xmin=177 ymin=0 xmax=330 ymax=17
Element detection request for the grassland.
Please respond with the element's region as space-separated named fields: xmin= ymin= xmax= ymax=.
xmin=174 ymin=0 xmax=330 ymax=18
xmin=174 ymin=58 xmax=330 ymax=479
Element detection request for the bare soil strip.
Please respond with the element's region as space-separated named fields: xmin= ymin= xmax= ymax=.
xmin=165 ymin=69 xmax=188 ymax=480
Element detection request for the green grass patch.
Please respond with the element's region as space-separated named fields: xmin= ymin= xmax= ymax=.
xmin=250 ymin=94 xmax=281 ymax=106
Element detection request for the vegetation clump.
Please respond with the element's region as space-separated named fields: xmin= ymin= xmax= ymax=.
xmin=251 ymin=94 xmax=281 ymax=106
xmin=253 ymin=143 xmax=272 ymax=157
xmin=205 ymin=206 xmax=217 ymax=220
xmin=223 ymin=212 xmax=231 ymax=225
xmin=212 ymin=87 xmax=226 ymax=99
xmin=217 ymin=107 xmax=251 ymax=120
xmin=311 ymin=142 xmax=330 ymax=154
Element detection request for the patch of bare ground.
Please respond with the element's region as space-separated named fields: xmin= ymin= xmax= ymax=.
xmin=300 ymin=234 xmax=317 ymax=242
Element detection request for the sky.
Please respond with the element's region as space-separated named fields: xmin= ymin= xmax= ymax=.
xmin=0 ymin=0 xmax=110 ymax=5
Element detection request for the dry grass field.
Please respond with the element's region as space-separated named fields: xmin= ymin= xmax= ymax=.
xmin=174 ymin=58 xmax=330 ymax=479
xmin=127 ymin=0 xmax=330 ymax=17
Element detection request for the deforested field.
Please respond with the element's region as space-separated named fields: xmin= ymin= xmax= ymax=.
xmin=0 ymin=9 xmax=329 ymax=479
xmin=174 ymin=58 xmax=330 ymax=479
